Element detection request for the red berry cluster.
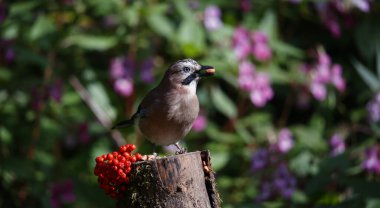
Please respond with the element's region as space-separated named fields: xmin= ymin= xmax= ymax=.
xmin=94 ymin=144 xmax=143 ymax=199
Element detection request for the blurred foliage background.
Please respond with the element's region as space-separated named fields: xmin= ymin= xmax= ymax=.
xmin=1 ymin=0 xmax=380 ymax=207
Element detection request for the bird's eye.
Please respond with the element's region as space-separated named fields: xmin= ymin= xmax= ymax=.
xmin=183 ymin=66 xmax=190 ymax=73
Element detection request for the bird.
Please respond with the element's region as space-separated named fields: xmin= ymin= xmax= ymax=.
xmin=112 ymin=58 xmax=215 ymax=153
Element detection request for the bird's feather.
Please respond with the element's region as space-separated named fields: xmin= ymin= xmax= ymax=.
xmin=111 ymin=105 xmax=143 ymax=129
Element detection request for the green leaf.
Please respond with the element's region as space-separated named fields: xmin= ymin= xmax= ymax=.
xmin=377 ymin=41 xmax=380 ymax=79
xmin=146 ymin=5 xmax=175 ymax=40
xmin=29 ymin=15 xmax=55 ymax=40
xmin=9 ymin=2 xmax=39 ymax=15
xmin=353 ymin=59 xmax=380 ymax=92
xmin=367 ymin=199 xmax=380 ymax=208
xmin=293 ymin=126 xmax=327 ymax=153
xmin=290 ymin=151 xmax=318 ymax=177
xmin=210 ymin=151 xmax=229 ymax=171
xmin=63 ymin=34 xmax=117 ymax=51
xmin=87 ymin=81 xmax=116 ymax=121
xmin=258 ymin=10 xmax=278 ymax=41
xmin=177 ymin=19 xmax=205 ymax=57
xmin=210 ymin=86 xmax=237 ymax=118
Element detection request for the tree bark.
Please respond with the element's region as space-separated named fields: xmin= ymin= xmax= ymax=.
xmin=117 ymin=151 xmax=221 ymax=208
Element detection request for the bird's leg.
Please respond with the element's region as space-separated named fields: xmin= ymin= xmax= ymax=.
xmin=152 ymin=145 xmax=158 ymax=157
xmin=175 ymin=142 xmax=187 ymax=154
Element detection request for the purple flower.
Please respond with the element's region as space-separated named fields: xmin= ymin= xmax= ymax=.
xmin=276 ymin=128 xmax=294 ymax=153
xmin=252 ymin=42 xmax=272 ymax=62
xmin=316 ymin=3 xmax=341 ymax=38
xmin=251 ymin=148 xmax=269 ymax=171
xmin=330 ymin=64 xmax=345 ymax=92
xmin=249 ymin=72 xmax=273 ymax=107
xmin=272 ymin=164 xmax=297 ymax=199
xmin=50 ymin=79 xmax=63 ymax=103
xmin=330 ymin=134 xmax=345 ymax=155
xmin=351 ymin=0 xmax=371 ymax=12
xmin=255 ymin=181 xmax=272 ymax=202
xmin=109 ymin=56 xmax=135 ymax=80
xmin=251 ymin=31 xmax=272 ymax=62
xmin=192 ymin=114 xmax=207 ymax=132
xmin=140 ymin=58 xmax=155 ymax=84
xmin=362 ymin=147 xmax=380 ymax=174
xmin=232 ymin=27 xmax=251 ymax=60
xmin=309 ymin=81 xmax=327 ymax=101
xmin=238 ymin=60 xmax=255 ymax=91
xmin=203 ymin=5 xmax=223 ymax=31
xmin=251 ymin=31 xmax=268 ymax=44
xmin=31 ymin=87 xmax=47 ymax=112
xmin=367 ymin=92 xmax=380 ymax=123
xmin=50 ymin=179 xmax=76 ymax=208
xmin=113 ymin=78 xmax=133 ymax=97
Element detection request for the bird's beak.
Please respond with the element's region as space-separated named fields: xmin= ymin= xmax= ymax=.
xmin=197 ymin=65 xmax=216 ymax=77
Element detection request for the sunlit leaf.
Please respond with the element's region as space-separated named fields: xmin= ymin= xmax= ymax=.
xmin=353 ymin=59 xmax=380 ymax=92
xmin=29 ymin=15 xmax=55 ymax=40
xmin=210 ymin=86 xmax=237 ymax=118
xmin=63 ymin=34 xmax=117 ymax=51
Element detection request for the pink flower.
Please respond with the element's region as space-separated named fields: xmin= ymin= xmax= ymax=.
xmin=309 ymin=81 xmax=327 ymax=101
xmin=249 ymin=72 xmax=273 ymax=107
xmin=114 ymin=78 xmax=133 ymax=97
xmin=140 ymin=58 xmax=155 ymax=84
xmin=192 ymin=114 xmax=207 ymax=132
xmin=362 ymin=147 xmax=380 ymax=174
xmin=252 ymin=42 xmax=272 ymax=62
xmin=330 ymin=64 xmax=346 ymax=92
xmin=330 ymin=134 xmax=345 ymax=155
xmin=232 ymin=27 xmax=251 ymax=60
xmin=251 ymin=31 xmax=268 ymax=43
xmin=204 ymin=5 xmax=223 ymax=31
xmin=238 ymin=60 xmax=255 ymax=91
xmin=276 ymin=129 xmax=294 ymax=153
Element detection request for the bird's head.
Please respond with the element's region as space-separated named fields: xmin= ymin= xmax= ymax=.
xmin=164 ymin=59 xmax=215 ymax=91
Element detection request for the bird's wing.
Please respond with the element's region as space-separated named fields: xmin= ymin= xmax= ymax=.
xmin=111 ymin=105 xmax=144 ymax=129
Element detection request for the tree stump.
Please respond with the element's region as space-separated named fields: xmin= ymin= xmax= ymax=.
xmin=117 ymin=151 xmax=221 ymax=208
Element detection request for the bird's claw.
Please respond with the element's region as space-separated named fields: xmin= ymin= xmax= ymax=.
xmin=175 ymin=147 xmax=187 ymax=155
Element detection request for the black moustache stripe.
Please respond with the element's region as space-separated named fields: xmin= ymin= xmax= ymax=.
xmin=181 ymin=73 xmax=197 ymax=85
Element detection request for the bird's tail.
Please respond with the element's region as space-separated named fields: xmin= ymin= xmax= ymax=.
xmin=111 ymin=119 xmax=134 ymax=129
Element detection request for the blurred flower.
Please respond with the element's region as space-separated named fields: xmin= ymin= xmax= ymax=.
xmin=0 ymin=40 xmax=15 ymax=63
xmin=239 ymin=0 xmax=252 ymax=12
xmin=203 ymin=5 xmax=223 ymax=31
xmin=31 ymin=87 xmax=47 ymax=112
xmin=232 ymin=27 xmax=251 ymax=60
xmin=276 ymin=128 xmax=294 ymax=153
xmin=113 ymin=78 xmax=134 ymax=97
xmin=350 ymin=0 xmax=371 ymax=12
xmin=330 ymin=133 xmax=345 ymax=155
xmin=50 ymin=179 xmax=76 ymax=208
xmin=238 ymin=60 xmax=255 ymax=91
xmin=362 ymin=147 xmax=380 ymax=174
xmin=316 ymin=3 xmax=341 ymax=38
xmin=249 ymin=72 xmax=273 ymax=107
xmin=251 ymin=148 xmax=269 ymax=171
xmin=109 ymin=56 xmax=135 ymax=97
xmin=367 ymin=92 xmax=380 ymax=123
xmin=309 ymin=81 xmax=327 ymax=101
xmin=255 ymin=181 xmax=272 ymax=202
xmin=78 ymin=123 xmax=90 ymax=144
xmin=102 ymin=15 xmax=118 ymax=28
xmin=140 ymin=58 xmax=155 ymax=84
xmin=192 ymin=114 xmax=207 ymax=132
xmin=109 ymin=56 xmax=135 ymax=81
xmin=251 ymin=31 xmax=272 ymax=62
xmin=238 ymin=60 xmax=273 ymax=107
xmin=303 ymin=49 xmax=345 ymax=101
xmin=0 ymin=3 xmax=7 ymax=23
xmin=272 ymin=164 xmax=297 ymax=199
xmin=50 ymin=79 xmax=63 ymax=103
xmin=252 ymin=42 xmax=272 ymax=62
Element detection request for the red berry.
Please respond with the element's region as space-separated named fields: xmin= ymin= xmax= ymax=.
xmin=125 ymin=161 xmax=131 ymax=167
xmin=107 ymin=153 xmax=114 ymax=160
xmin=127 ymin=144 xmax=136 ymax=152
xmin=135 ymin=153 xmax=143 ymax=161
xmin=112 ymin=151 xmax=118 ymax=157
xmin=123 ymin=152 xmax=130 ymax=158
xmin=130 ymin=156 xmax=136 ymax=162
xmin=119 ymin=145 xmax=127 ymax=153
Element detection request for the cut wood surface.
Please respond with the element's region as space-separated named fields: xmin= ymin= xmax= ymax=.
xmin=117 ymin=150 xmax=221 ymax=208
